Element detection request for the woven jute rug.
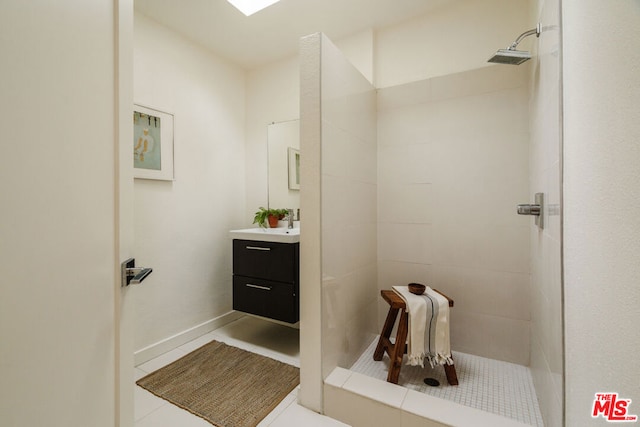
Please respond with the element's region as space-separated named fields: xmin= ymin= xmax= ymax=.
xmin=136 ymin=340 xmax=299 ymax=427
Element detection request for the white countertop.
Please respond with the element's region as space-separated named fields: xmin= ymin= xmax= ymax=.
xmin=229 ymin=227 xmax=300 ymax=243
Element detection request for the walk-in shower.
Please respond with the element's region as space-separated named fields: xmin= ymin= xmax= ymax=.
xmin=488 ymin=23 xmax=541 ymax=65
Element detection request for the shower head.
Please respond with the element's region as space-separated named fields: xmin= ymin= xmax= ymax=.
xmin=488 ymin=23 xmax=541 ymax=65
xmin=488 ymin=49 xmax=531 ymax=65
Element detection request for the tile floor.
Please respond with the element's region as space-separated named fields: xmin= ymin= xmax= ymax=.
xmin=134 ymin=316 xmax=349 ymax=427
xmin=350 ymin=337 xmax=544 ymax=426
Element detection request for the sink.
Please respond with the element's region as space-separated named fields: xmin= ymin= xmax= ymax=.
xmin=229 ymin=227 xmax=300 ymax=243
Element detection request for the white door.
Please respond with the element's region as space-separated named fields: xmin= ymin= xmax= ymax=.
xmin=0 ymin=1 xmax=135 ymax=426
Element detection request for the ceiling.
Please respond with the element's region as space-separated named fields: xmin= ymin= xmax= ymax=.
xmin=134 ymin=0 xmax=457 ymax=70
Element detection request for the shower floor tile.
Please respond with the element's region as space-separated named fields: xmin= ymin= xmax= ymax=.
xmin=350 ymin=337 xmax=544 ymax=427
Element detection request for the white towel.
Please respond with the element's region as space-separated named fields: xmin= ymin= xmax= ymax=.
xmin=392 ymin=285 xmax=453 ymax=368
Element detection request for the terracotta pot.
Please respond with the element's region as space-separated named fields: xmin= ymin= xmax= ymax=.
xmin=267 ymin=215 xmax=279 ymax=228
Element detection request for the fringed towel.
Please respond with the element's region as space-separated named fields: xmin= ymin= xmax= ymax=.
xmin=392 ymin=285 xmax=453 ymax=368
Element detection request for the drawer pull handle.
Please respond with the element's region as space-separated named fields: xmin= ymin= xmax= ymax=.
xmin=246 ymin=246 xmax=271 ymax=251
xmin=246 ymin=283 xmax=272 ymax=291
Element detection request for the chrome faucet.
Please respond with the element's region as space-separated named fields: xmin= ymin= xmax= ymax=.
xmin=287 ymin=208 xmax=294 ymax=229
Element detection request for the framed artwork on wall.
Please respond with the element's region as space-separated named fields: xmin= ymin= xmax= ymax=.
xmin=133 ymin=104 xmax=174 ymax=180
xmin=288 ymin=147 xmax=300 ymax=190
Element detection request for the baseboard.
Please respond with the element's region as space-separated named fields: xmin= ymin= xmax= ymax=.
xmin=134 ymin=310 xmax=245 ymax=366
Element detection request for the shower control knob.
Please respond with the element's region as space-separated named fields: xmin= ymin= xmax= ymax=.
xmin=517 ymin=204 xmax=541 ymax=216
xmin=517 ymin=193 xmax=545 ymax=230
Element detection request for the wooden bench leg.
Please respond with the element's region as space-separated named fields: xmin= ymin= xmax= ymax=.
xmin=444 ymin=357 xmax=459 ymax=385
xmin=374 ymin=306 xmax=399 ymax=361
xmin=387 ymin=309 xmax=408 ymax=384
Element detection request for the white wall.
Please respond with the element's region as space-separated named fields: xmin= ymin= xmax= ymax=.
xmin=528 ymin=0 xmax=563 ymax=425
xmin=0 ymin=1 xmax=122 ymax=425
xmin=562 ymin=1 xmax=640 ymax=425
xmin=320 ymin=36 xmax=378 ymax=375
xmin=133 ymin=13 xmax=246 ymax=353
xmin=246 ymin=57 xmax=300 ymax=222
xmin=299 ymin=32 xmax=377 ymax=412
xmin=299 ymin=33 xmax=324 ymax=412
xmin=375 ymin=0 xmax=533 ymax=87
xmin=333 ymin=29 xmax=375 ymax=85
xmin=245 ymin=30 xmax=374 ymax=224
xmin=267 ymin=120 xmax=300 ymax=210
xmin=377 ymin=65 xmax=531 ymax=365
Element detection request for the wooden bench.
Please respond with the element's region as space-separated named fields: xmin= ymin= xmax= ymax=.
xmin=374 ymin=289 xmax=458 ymax=385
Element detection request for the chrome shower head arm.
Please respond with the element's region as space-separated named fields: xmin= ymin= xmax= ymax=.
xmin=507 ymin=22 xmax=541 ymax=50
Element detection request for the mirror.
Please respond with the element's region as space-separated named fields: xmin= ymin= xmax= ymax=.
xmin=268 ymin=119 xmax=300 ymax=213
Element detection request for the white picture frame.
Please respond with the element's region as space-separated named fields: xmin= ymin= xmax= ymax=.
xmin=133 ymin=104 xmax=174 ymax=181
xmin=288 ymin=147 xmax=300 ymax=190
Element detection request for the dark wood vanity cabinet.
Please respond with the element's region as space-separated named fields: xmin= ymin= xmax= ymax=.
xmin=232 ymin=239 xmax=299 ymax=323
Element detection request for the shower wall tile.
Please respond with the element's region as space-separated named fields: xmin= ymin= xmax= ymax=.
xmin=430 ymin=63 xmax=530 ymax=102
xmin=342 ymin=371 xmax=407 ymax=408
xmin=376 ymin=65 xmax=528 ymax=111
xmin=450 ymin=311 xmax=529 ymax=365
xmin=401 ymin=411 xmax=450 ymax=427
xmin=322 ymin=182 xmax=377 ymax=280
xmin=530 ymin=337 xmax=563 ymax=427
xmin=545 ymin=161 xmax=561 ymax=242
xmin=432 ymin=265 xmax=530 ymax=322
xmin=324 ymin=382 xmax=402 ymax=427
xmin=376 ymin=65 xmax=531 ymax=365
xmin=486 ymin=316 xmax=530 ymax=365
xmin=528 ymin=0 xmax=563 ymax=424
xmin=321 ymin=123 xmax=349 ymax=178
xmin=377 ymin=78 xmax=432 ymax=111
xmin=378 ymin=183 xmax=433 ymax=223
xmin=343 ymin=300 xmax=379 ymax=367
xmin=378 ymin=223 xmax=434 ymax=264
xmin=431 ymin=223 xmax=529 ymax=274
xmin=377 ymin=260 xmax=433 ymax=289
xmin=378 ymin=143 xmax=434 ymax=184
xmin=319 ymin=34 xmax=377 ymax=379
xmin=321 ymin=288 xmax=346 ymax=378
xmin=450 ymin=311 xmax=494 ymax=357
xmin=377 ymin=104 xmax=437 ymax=147
xmin=322 ymin=122 xmax=376 ymax=184
xmin=322 ymin=269 xmax=378 ymax=377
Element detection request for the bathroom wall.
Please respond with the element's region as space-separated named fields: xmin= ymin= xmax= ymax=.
xmin=245 ymin=30 xmax=374 ymax=223
xmin=331 ymin=29 xmax=375 ymax=84
xmin=319 ymin=36 xmax=378 ymax=375
xmin=377 ymin=65 xmax=531 ymax=365
xmin=375 ymin=0 xmax=533 ymax=87
xmin=245 ymin=57 xmax=300 ymax=222
xmin=528 ymin=0 xmax=563 ymax=425
xmin=133 ymin=13 xmax=247 ymax=353
xmin=299 ymin=32 xmax=377 ymax=411
xmin=562 ymin=1 xmax=640 ymax=425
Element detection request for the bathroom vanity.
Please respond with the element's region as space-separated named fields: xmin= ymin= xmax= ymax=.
xmin=229 ymin=228 xmax=300 ymax=323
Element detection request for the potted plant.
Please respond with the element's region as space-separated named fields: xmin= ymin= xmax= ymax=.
xmin=253 ymin=207 xmax=289 ymax=228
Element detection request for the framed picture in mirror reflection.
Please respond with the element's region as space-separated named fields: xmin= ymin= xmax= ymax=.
xmin=288 ymin=147 xmax=300 ymax=190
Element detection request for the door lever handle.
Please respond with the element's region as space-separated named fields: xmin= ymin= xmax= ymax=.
xmin=127 ymin=267 xmax=153 ymax=285
xmin=121 ymin=258 xmax=153 ymax=286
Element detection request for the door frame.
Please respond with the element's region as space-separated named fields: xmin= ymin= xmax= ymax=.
xmin=115 ymin=0 xmax=135 ymax=425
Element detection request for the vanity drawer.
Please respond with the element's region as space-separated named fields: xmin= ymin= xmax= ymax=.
xmin=233 ymin=239 xmax=299 ymax=283
xmin=233 ymin=276 xmax=299 ymax=323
